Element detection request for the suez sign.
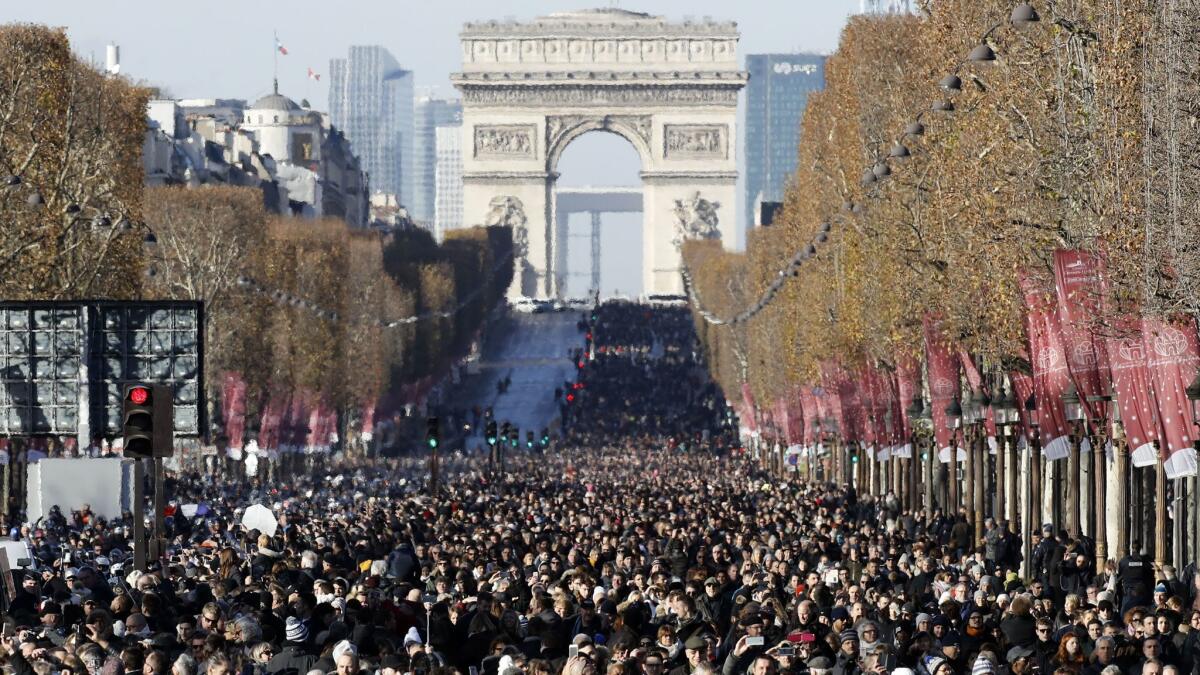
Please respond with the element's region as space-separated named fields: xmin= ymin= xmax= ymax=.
xmin=0 ymin=301 xmax=204 ymax=444
xmin=771 ymin=62 xmax=820 ymax=76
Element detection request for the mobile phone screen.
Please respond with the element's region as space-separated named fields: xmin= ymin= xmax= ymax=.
xmin=745 ymin=636 xmax=765 ymax=647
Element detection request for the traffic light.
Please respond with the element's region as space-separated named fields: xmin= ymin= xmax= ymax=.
xmin=509 ymin=427 xmax=519 ymax=448
xmin=425 ymin=417 xmax=440 ymax=450
xmin=122 ymin=383 xmax=173 ymax=458
xmin=525 ymin=431 xmax=534 ymax=449
xmin=486 ymin=421 xmax=498 ymax=446
xmin=540 ymin=428 xmax=550 ymax=448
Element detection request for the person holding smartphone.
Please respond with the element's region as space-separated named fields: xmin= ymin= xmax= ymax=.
xmin=723 ymin=614 xmax=768 ymax=675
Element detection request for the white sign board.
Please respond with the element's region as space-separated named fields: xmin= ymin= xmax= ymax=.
xmin=0 ymin=541 xmax=33 ymax=569
xmin=26 ymin=458 xmax=133 ymax=524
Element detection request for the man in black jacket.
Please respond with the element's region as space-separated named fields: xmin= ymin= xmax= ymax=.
xmin=266 ymin=618 xmax=316 ymax=675
xmin=1118 ymin=545 xmax=1155 ymax=613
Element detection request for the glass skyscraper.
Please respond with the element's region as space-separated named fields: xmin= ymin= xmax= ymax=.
xmin=328 ymin=46 xmax=413 ymax=206
xmin=413 ymin=97 xmax=462 ymax=227
xmin=434 ymin=124 xmax=463 ymax=242
xmin=743 ymin=53 xmax=826 ymax=228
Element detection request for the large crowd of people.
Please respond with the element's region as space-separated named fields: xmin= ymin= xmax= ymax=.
xmin=0 ymin=303 xmax=1197 ymax=675
xmin=560 ymin=304 xmax=734 ymax=451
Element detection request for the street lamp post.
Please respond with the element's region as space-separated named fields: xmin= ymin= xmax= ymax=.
xmin=992 ymin=386 xmax=1007 ymax=527
xmin=975 ymin=387 xmax=993 ymax=543
xmin=1062 ymin=384 xmax=1086 ymax=538
xmin=962 ymin=392 xmax=980 ymax=540
xmin=1187 ymin=372 xmax=1200 ymax=568
xmin=912 ymin=391 xmax=931 ymax=516
xmin=1087 ymin=387 xmax=1114 ymax=572
xmin=907 ymin=395 xmax=929 ymax=514
xmin=884 ymin=408 xmax=897 ymax=504
xmin=995 ymin=386 xmax=1020 ymax=532
xmin=946 ymin=397 xmax=963 ymax=518
xmin=1026 ymin=394 xmax=1041 ymax=575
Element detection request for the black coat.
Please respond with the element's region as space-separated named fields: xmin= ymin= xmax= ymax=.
xmin=999 ymin=614 xmax=1037 ymax=649
xmin=266 ymin=644 xmax=317 ymax=675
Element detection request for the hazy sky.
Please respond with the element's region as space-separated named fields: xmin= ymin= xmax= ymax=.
xmin=9 ymin=0 xmax=859 ymax=107
xmin=7 ymin=0 xmax=862 ymax=298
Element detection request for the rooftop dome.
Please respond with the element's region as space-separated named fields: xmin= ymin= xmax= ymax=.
xmin=250 ymin=92 xmax=301 ymax=112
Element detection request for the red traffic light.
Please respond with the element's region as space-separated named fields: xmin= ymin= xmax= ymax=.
xmin=128 ymin=386 xmax=150 ymax=406
xmin=566 ymin=393 xmax=575 ymax=403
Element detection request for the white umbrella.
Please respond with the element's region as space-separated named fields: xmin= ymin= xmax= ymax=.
xmin=241 ymin=503 xmax=277 ymax=536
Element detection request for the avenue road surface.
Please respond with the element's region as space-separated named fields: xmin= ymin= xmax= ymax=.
xmin=456 ymin=310 xmax=580 ymax=443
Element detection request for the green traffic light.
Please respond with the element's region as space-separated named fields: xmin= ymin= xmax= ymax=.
xmin=428 ymin=438 xmax=438 ymax=449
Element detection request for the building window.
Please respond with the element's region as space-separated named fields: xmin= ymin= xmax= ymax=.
xmin=292 ymin=132 xmax=315 ymax=161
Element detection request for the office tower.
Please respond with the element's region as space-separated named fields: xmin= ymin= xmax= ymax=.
xmin=743 ymin=53 xmax=826 ymax=229
xmin=413 ymin=97 xmax=463 ymax=226
xmin=434 ymin=124 xmax=463 ymax=241
xmin=329 ymin=46 xmax=414 ymax=205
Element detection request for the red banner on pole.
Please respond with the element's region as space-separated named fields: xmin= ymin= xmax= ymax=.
xmin=800 ymin=386 xmax=819 ymax=447
xmin=959 ymin=349 xmax=998 ymax=441
xmin=1021 ymin=276 xmax=1073 ymax=460
xmin=894 ymin=354 xmax=919 ymax=458
xmin=259 ymin=389 xmax=288 ymax=451
xmin=221 ymin=372 xmax=247 ymax=451
xmin=782 ymin=387 xmax=805 ymax=445
xmin=1105 ymin=319 xmax=1163 ymax=467
xmin=1009 ymin=370 xmax=1035 ymax=442
xmin=829 ymin=364 xmax=865 ymax=443
xmin=741 ymin=382 xmax=758 ymax=433
xmin=1143 ymin=318 xmax=1200 ymax=478
xmin=923 ymin=316 xmax=962 ymax=463
xmin=1052 ymin=250 xmax=1113 ymax=424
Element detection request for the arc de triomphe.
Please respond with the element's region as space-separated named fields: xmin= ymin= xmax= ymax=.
xmin=452 ymin=8 xmax=747 ymax=299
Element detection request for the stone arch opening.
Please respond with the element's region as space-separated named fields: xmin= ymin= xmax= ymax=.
xmin=546 ymin=116 xmax=653 ymax=176
xmin=553 ymin=130 xmax=644 ymax=299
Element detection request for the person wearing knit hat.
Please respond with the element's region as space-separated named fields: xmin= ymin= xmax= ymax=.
xmin=284 ymin=617 xmax=308 ymax=644
xmin=831 ymin=629 xmax=860 ymax=675
xmin=265 ymin=618 xmax=317 ymax=675
xmin=403 ymin=626 xmax=423 ymax=650
xmin=333 ymin=641 xmax=360 ymax=675
xmin=923 ymin=655 xmax=951 ymax=675
xmin=331 ymin=640 xmax=356 ymax=663
xmin=971 ymin=654 xmax=996 ymax=675
xmin=940 ymin=630 xmax=962 ymax=668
